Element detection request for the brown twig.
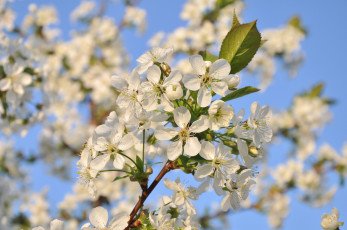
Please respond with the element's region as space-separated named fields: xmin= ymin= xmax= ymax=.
xmin=125 ymin=160 xmax=176 ymax=229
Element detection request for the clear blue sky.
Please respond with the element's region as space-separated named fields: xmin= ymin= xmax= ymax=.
xmin=10 ymin=0 xmax=347 ymax=229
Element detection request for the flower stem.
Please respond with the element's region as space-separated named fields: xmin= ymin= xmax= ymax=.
xmin=124 ymin=160 xmax=176 ymax=229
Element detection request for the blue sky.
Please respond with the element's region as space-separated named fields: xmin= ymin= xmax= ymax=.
xmin=10 ymin=0 xmax=347 ymax=229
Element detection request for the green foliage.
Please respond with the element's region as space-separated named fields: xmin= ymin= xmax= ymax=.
xmin=113 ymin=175 xmax=129 ymax=182
xmin=221 ymin=86 xmax=260 ymax=102
xmin=199 ymin=50 xmax=218 ymax=62
xmin=219 ymin=12 xmax=261 ymax=74
xmin=288 ymin=15 xmax=307 ymax=35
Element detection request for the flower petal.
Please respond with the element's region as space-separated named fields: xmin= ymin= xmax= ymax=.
xmin=182 ymin=73 xmax=201 ymax=91
xmin=163 ymin=178 xmax=180 ymax=191
xmin=90 ymin=154 xmax=110 ymax=171
xmin=50 ymin=219 xmax=64 ymax=230
xmin=211 ymin=81 xmax=228 ymax=97
xmin=146 ymin=65 xmax=161 ymax=83
xmin=197 ymin=86 xmax=212 ymax=107
xmin=113 ymin=154 xmax=125 ymax=169
xmin=184 ymin=137 xmax=201 ymax=156
xmin=109 ymin=213 xmax=129 ymax=230
xmin=195 ymin=164 xmax=214 ymax=179
xmin=174 ymin=106 xmax=191 ymax=129
xmin=209 ymin=59 xmax=230 ymax=79
xmin=155 ymin=126 xmax=178 ymax=140
xmin=200 ymin=141 xmax=215 ymax=160
xmin=89 ymin=206 xmax=108 ymax=229
xmin=118 ymin=133 xmax=135 ymax=150
xmin=167 ymin=140 xmax=183 ymax=160
xmin=190 ymin=115 xmax=208 ymax=133
xmin=163 ymin=70 xmax=182 ymax=85
xmin=189 ymin=55 xmax=206 ymax=75
xmin=111 ymin=75 xmax=128 ymax=90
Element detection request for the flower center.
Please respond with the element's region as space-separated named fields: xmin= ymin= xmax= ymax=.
xmin=178 ymin=128 xmax=190 ymax=141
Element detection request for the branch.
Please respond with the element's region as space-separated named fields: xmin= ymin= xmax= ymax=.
xmin=125 ymin=160 xmax=176 ymax=229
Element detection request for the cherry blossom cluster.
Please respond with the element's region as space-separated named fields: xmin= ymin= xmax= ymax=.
xmin=76 ymin=46 xmax=272 ymax=228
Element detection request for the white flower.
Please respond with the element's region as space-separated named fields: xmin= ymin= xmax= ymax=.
xmin=164 ymin=177 xmax=199 ymax=216
xmin=111 ymin=70 xmax=143 ymax=121
xmin=0 ymin=63 xmax=32 ymax=95
xmin=77 ymin=148 xmax=99 ymax=198
xmin=221 ymin=169 xmax=255 ymax=211
xmin=236 ymin=102 xmax=272 ymax=148
xmin=32 ymin=219 xmax=64 ymax=230
xmin=182 ymin=55 xmax=231 ymax=107
xmin=155 ymin=106 xmax=208 ymax=160
xmin=136 ymin=47 xmax=173 ymax=74
xmin=208 ymin=100 xmax=234 ymax=130
xmin=149 ymin=210 xmax=175 ymax=230
xmin=92 ymin=112 xmax=137 ymax=170
xmin=141 ymin=66 xmax=183 ymax=111
xmin=321 ymin=208 xmax=344 ymax=230
xmin=195 ymin=142 xmax=239 ymax=194
xmin=83 ymin=206 xmax=129 ymax=230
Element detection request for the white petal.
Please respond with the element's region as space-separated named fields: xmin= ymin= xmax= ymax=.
xmin=184 ymin=137 xmax=201 ymax=156
xmin=163 ymin=70 xmax=182 ymax=85
xmin=167 ymin=140 xmax=183 ymax=160
xmin=155 ymin=126 xmax=178 ymax=140
xmin=113 ymin=154 xmax=125 ymax=169
xmin=221 ymin=194 xmax=231 ymax=211
xmin=209 ymin=59 xmax=230 ymax=79
xmin=160 ymin=94 xmax=174 ymax=112
xmin=195 ymin=164 xmax=214 ymax=178
xmin=32 ymin=227 xmax=45 ymax=230
xmin=190 ymin=115 xmax=208 ymax=133
xmin=128 ymin=71 xmax=141 ymax=90
xmin=151 ymin=112 xmax=169 ymax=122
xmin=90 ymin=154 xmax=110 ymax=170
xmin=174 ymin=106 xmax=191 ymax=129
xmin=211 ymin=81 xmax=228 ymax=96
xmin=172 ymin=191 xmax=185 ymax=206
xmin=109 ymin=213 xmax=129 ymax=230
xmin=94 ymin=124 xmax=112 ymax=137
xmin=50 ymin=219 xmax=64 ymax=230
xmin=20 ymin=73 xmax=32 ymax=86
xmin=0 ymin=78 xmax=10 ymax=91
xmin=13 ymin=83 xmax=24 ymax=95
xmin=89 ymin=206 xmax=108 ymax=229
xmin=250 ymin=101 xmax=259 ymax=118
xmin=227 ymin=74 xmax=240 ymax=88
xmin=200 ymin=141 xmax=215 ymax=160
xmin=163 ymin=178 xmax=180 ymax=191
xmin=197 ymin=87 xmax=212 ymax=107
xmin=165 ymin=83 xmax=183 ymax=100
xmin=230 ymin=192 xmax=241 ymax=210
xmin=78 ymin=149 xmax=91 ymax=168
xmin=146 ymin=65 xmax=161 ymax=83
xmin=189 ymin=55 xmax=206 ymax=75
xmin=332 ymin=207 xmax=339 ymax=219
xmin=136 ymin=62 xmax=152 ymax=74
xmin=182 ymin=73 xmax=201 ymax=91
xmin=118 ymin=133 xmax=135 ymax=150
xmin=111 ymin=75 xmax=128 ymax=90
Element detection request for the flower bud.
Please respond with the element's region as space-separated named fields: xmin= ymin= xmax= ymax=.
xmin=166 ymin=83 xmax=183 ymax=100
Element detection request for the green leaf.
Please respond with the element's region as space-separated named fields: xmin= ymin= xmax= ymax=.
xmin=303 ymin=83 xmax=324 ymax=98
xmin=199 ymin=50 xmax=218 ymax=63
xmin=219 ymin=17 xmax=261 ymax=74
xmin=288 ymin=15 xmax=307 ymax=35
xmin=232 ymin=10 xmax=240 ymax=28
xmin=221 ymin=86 xmax=260 ymax=102
xmin=113 ymin=175 xmax=129 ymax=182
xmin=136 ymin=155 xmax=144 ymax=172
xmin=260 ymin=39 xmax=267 ymax=47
